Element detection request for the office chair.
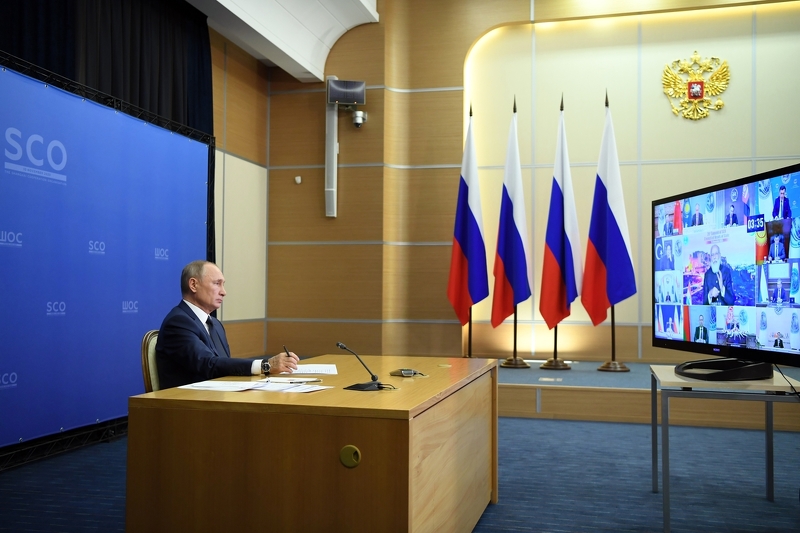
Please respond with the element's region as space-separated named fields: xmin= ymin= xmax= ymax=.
xmin=141 ymin=330 xmax=160 ymax=393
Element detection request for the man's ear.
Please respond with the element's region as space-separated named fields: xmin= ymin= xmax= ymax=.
xmin=188 ymin=277 xmax=198 ymax=293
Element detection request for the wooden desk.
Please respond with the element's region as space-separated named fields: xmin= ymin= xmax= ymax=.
xmin=126 ymin=355 xmax=498 ymax=533
xmin=650 ymin=364 xmax=800 ymax=533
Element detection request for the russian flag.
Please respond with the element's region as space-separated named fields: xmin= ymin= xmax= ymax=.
xmin=447 ymin=113 xmax=489 ymax=325
xmin=491 ymin=109 xmax=532 ymax=328
xmin=581 ymin=104 xmax=636 ymax=325
xmin=540 ymin=108 xmax=582 ymax=330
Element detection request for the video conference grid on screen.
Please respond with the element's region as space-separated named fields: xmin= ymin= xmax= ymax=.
xmin=654 ymin=171 xmax=800 ymax=354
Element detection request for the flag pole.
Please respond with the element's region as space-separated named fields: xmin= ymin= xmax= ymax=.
xmin=466 ymin=307 xmax=473 ymax=358
xmin=541 ymin=95 xmax=571 ymax=370
xmin=541 ymin=325 xmax=570 ymax=369
xmin=598 ymin=305 xmax=629 ymax=371
xmin=501 ymin=306 xmax=529 ymax=368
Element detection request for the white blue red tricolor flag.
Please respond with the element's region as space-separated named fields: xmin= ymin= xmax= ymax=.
xmin=447 ymin=113 xmax=489 ymax=325
xmin=581 ymin=103 xmax=636 ymax=325
xmin=539 ymin=108 xmax=582 ymax=329
xmin=491 ymin=107 xmax=532 ymax=327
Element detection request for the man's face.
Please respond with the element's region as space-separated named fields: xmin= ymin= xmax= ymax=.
xmin=666 ymin=245 xmax=672 ymax=259
xmin=778 ymin=279 xmax=783 ymax=290
xmin=780 ymin=189 xmax=786 ymax=199
xmin=729 ymin=206 xmax=735 ymax=215
xmin=695 ymin=205 xmax=700 ymax=214
xmin=710 ymin=246 xmax=721 ymax=273
xmin=190 ymin=264 xmax=226 ymax=313
xmin=699 ymin=316 xmax=704 ymax=326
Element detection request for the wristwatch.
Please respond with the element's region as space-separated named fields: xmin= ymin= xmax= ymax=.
xmin=261 ymin=358 xmax=271 ymax=374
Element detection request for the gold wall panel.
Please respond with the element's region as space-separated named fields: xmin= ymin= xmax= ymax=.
xmin=533 ymin=19 xmax=639 ymax=165
xmin=268 ymin=244 xmax=383 ymax=319
xmin=384 ymin=0 xmax=530 ymax=89
xmin=224 ymin=42 xmax=268 ymax=165
xmin=668 ymin=396 xmax=800 ymax=430
xmin=269 ymin=167 xmax=383 ymax=243
xmin=384 ymin=90 xmax=463 ymax=167
xmin=325 ymin=14 xmax=385 ymax=86
xmin=383 ymin=167 xmax=459 ymax=243
xmin=338 ymin=90 xmax=384 ymax=165
xmin=754 ymin=3 xmax=800 ymax=157
xmin=640 ymin=7 xmax=753 ymax=162
xmin=380 ymin=322 xmax=462 ymax=356
xmin=269 ymin=91 xmax=326 ymax=167
xmin=382 ymin=245 xmax=453 ymax=320
xmin=533 ymin=0 xmax=795 ymax=22
xmin=220 ymin=154 xmax=267 ymax=321
xmin=266 ymin=321 xmax=382 ymax=357
xmin=210 ymin=28 xmax=226 ymax=148
xmin=225 ymin=320 xmax=266 ymax=357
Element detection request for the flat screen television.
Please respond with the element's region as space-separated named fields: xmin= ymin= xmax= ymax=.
xmin=652 ymin=162 xmax=800 ymax=380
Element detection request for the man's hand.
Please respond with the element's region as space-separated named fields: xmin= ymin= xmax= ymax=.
xmin=268 ymin=351 xmax=299 ymax=374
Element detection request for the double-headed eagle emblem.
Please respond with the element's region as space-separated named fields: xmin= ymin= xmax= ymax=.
xmin=662 ymin=51 xmax=729 ymax=120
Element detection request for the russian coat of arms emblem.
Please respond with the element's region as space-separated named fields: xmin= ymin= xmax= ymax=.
xmin=662 ymin=51 xmax=730 ymax=120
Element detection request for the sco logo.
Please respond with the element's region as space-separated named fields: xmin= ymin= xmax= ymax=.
xmin=89 ymin=240 xmax=106 ymax=254
xmin=0 ymin=231 xmax=22 ymax=246
xmin=0 ymin=373 xmax=18 ymax=387
xmin=47 ymin=301 xmax=66 ymax=315
xmin=123 ymin=301 xmax=139 ymax=313
xmin=155 ymin=248 xmax=169 ymax=260
xmin=5 ymin=128 xmax=67 ymax=171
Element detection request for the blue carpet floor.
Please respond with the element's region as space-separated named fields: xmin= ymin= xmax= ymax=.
xmin=0 ymin=419 xmax=797 ymax=532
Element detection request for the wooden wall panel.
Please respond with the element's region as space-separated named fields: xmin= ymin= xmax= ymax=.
xmin=268 ymin=244 xmax=383 ymax=319
xmin=225 ymin=43 xmax=268 ymax=165
xmin=268 ymin=68 xmax=324 ymax=94
xmin=269 ymin=91 xmax=326 ymax=167
xmin=269 ymin=166 xmax=383 ymax=242
xmin=383 ymin=245 xmax=453 ymax=319
xmin=338 ymin=89 xmax=384 ymax=165
xmin=384 ymin=0 xmax=529 ymax=89
xmin=381 ymin=322 xmax=462 ymax=356
xmin=385 ymin=90 xmax=463 ymax=167
xmin=225 ymin=320 xmax=266 ymax=357
xmin=498 ymin=384 xmax=800 ymax=430
xmin=266 ymin=321 xmax=383 ymax=357
xmin=325 ymin=13 xmax=385 ymax=86
xmin=209 ymin=29 xmax=226 ymax=148
xmin=384 ymin=167 xmax=459 ymax=243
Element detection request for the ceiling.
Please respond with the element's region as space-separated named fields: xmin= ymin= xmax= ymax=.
xmin=185 ymin=0 xmax=379 ymax=82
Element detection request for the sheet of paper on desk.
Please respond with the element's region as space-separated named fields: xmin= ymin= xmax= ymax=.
xmin=285 ymin=364 xmax=338 ymax=375
xmin=266 ymin=377 xmax=321 ymax=383
xmin=281 ymin=384 xmax=333 ymax=393
xmin=251 ymin=381 xmax=332 ymax=393
xmin=179 ymin=381 xmax=260 ymax=392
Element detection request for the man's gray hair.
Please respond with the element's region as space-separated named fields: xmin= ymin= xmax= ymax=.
xmin=180 ymin=260 xmax=213 ymax=296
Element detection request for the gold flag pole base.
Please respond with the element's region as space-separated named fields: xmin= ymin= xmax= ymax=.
xmin=541 ymin=358 xmax=571 ymax=370
xmin=500 ymin=356 xmax=530 ymax=368
xmin=598 ymin=361 xmax=630 ymax=372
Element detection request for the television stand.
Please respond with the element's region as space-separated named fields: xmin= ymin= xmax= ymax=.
xmin=674 ymin=357 xmax=773 ymax=381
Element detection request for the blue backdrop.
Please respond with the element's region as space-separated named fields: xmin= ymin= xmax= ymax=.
xmin=0 ymin=67 xmax=208 ymax=447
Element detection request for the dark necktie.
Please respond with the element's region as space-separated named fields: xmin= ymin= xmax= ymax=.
xmin=206 ymin=317 xmax=228 ymax=357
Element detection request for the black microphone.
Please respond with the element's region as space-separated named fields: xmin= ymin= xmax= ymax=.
xmin=337 ymin=342 xmax=381 ymax=391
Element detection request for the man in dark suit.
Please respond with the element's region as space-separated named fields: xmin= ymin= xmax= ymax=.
xmin=691 ymin=203 xmax=704 ymax=227
xmin=768 ymin=233 xmax=786 ymax=262
xmin=724 ymin=204 xmax=738 ymax=227
xmin=772 ymin=278 xmax=788 ymax=304
xmin=664 ymin=214 xmax=674 ymax=236
xmin=774 ymin=337 xmax=784 ymax=348
xmin=772 ymin=185 xmax=792 ymax=219
xmin=156 ymin=260 xmax=298 ymax=389
xmin=703 ymin=244 xmax=735 ymax=305
xmin=693 ymin=314 xmax=709 ymax=343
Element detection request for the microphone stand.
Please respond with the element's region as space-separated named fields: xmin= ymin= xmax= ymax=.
xmin=337 ymin=342 xmax=383 ymax=391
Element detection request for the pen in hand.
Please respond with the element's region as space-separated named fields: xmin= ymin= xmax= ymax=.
xmin=283 ymin=345 xmax=297 ymax=373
